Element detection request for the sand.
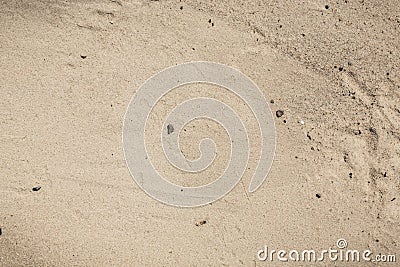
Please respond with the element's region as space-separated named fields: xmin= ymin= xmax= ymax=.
xmin=0 ymin=0 xmax=399 ymax=266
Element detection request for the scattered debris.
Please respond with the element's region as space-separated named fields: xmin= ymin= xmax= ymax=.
xmin=167 ymin=124 xmax=174 ymax=134
xmin=32 ymin=186 xmax=41 ymax=192
xmin=276 ymin=110 xmax=284 ymax=118
xmin=195 ymin=220 xmax=207 ymax=226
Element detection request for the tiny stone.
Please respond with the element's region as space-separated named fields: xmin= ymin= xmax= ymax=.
xmin=80 ymin=54 xmax=87 ymax=59
xmin=299 ymin=120 xmax=305 ymax=125
xmin=276 ymin=110 xmax=284 ymax=118
xmin=167 ymin=124 xmax=174 ymax=134
xmin=338 ymin=66 xmax=344 ymax=71
xmin=325 ymin=5 xmax=329 ymax=9
xmin=349 ymin=172 xmax=353 ymax=178
xmin=270 ymin=99 xmax=274 ymax=104
xmin=0 ymin=228 xmax=2 ymax=236
xmin=32 ymin=186 xmax=41 ymax=192
xmin=369 ymin=127 xmax=376 ymax=134
xmin=195 ymin=220 xmax=207 ymax=226
xmin=180 ymin=6 xmax=183 ymax=10
xmin=316 ymin=193 xmax=321 ymax=198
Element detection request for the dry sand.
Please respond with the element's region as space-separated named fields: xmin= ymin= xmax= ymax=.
xmin=0 ymin=0 xmax=399 ymax=266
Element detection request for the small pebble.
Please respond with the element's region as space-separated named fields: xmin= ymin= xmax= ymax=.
xmin=299 ymin=120 xmax=305 ymax=125
xmin=316 ymin=193 xmax=321 ymax=198
xmin=80 ymin=54 xmax=87 ymax=59
xmin=167 ymin=124 xmax=174 ymax=134
xmin=32 ymin=186 xmax=41 ymax=192
xmin=369 ymin=127 xmax=376 ymax=134
xmin=276 ymin=110 xmax=284 ymax=118
xmin=195 ymin=220 xmax=207 ymax=226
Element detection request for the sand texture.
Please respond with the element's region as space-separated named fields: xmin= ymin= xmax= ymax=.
xmin=0 ymin=0 xmax=399 ymax=266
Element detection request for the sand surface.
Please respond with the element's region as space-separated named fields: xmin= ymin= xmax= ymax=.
xmin=0 ymin=0 xmax=399 ymax=266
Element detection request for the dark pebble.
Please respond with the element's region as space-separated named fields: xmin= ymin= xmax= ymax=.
xmin=270 ymin=99 xmax=274 ymax=104
xmin=325 ymin=5 xmax=329 ymax=9
xmin=195 ymin=220 xmax=207 ymax=226
xmin=316 ymin=193 xmax=321 ymax=198
xmin=80 ymin=55 xmax=87 ymax=59
xmin=32 ymin=186 xmax=41 ymax=192
xmin=180 ymin=6 xmax=183 ymax=10
xmin=167 ymin=124 xmax=174 ymax=134
xmin=349 ymin=172 xmax=353 ymax=178
xmin=0 ymin=228 xmax=2 ymax=236
xmin=369 ymin=127 xmax=376 ymax=134
xmin=276 ymin=110 xmax=284 ymax=118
